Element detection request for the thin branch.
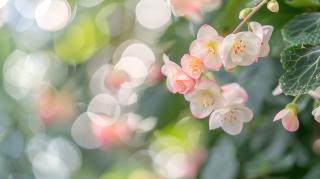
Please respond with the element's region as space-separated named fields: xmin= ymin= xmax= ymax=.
xmin=232 ymin=0 xmax=269 ymax=34
xmin=292 ymin=94 xmax=302 ymax=104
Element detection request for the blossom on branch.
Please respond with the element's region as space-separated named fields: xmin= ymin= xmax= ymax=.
xmin=161 ymin=53 xmax=182 ymax=93
xmin=209 ymin=98 xmax=253 ymax=135
xmin=250 ymin=21 xmax=274 ymax=58
xmin=189 ymin=24 xmax=224 ymax=71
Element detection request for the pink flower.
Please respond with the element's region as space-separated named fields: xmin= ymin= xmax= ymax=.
xmin=250 ymin=21 xmax=274 ymax=58
xmin=161 ymin=53 xmax=182 ymax=93
xmin=184 ymin=80 xmax=226 ymax=118
xmin=189 ymin=24 xmax=224 ymax=71
xmin=221 ymin=83 xmax=248 ymax=104
xmin=173 ymin=71 xmax=196 ymax=94
xmin=209 ymin=98 xmax=253 ymax=135
xmin=221 ymin=32 xmax=261 ymax=69
xmin=181 ymin=54 xmax=203 ymax=79
xmin=312 ymin=106 xmax=320 ymax=123
xmin=274 ymin=103 xmax=299 ymax=132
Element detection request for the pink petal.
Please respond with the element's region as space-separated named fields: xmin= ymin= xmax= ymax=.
xmin=203 ymin=55 xmax=223 ymax=71
xmin=189 ymin=39 xmax=206 ymax=60
xmin=181 ymin=54 xmax=203 ymax=79
xmin=272 ymin=84 xmax=282 ymax=96
xmin=197 ymin=24 xmax=218 ymax=39
xmin=282 ymin=110 xmax=299 ymax=132
xmin=163 ymin=53 xmax=170 ymax=64
xmin=274 ymin=109 xmax=290 ymax=121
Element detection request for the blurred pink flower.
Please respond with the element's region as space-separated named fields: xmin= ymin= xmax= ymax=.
xmin=274 ymin=103 xmax=299 ymax=132
xmin=181 ymin=54 xmax=203 ymax=79
xmin=221 ymin=83 xmax=248 ymax=104
xmin=184 ymin=80 xmax=226 ymax=118
xmin=189 ymin=24 xmax=224 ymax=71
xmin=105 ymin=68 xmax=130 ymax=93
xmin=147 ymin=63 xmax=164 ymax=87
xmin=221 ymin=32 xmax=261 ymax=69
xmin=37 ymin=89 xmax=76 ymax=125
xmin=161 ymin=53 xmax=182 ymax=93
xmin=173 ymin=71 xmax=196 ymax=94
xmin=209 ymin=98 xmax=253 ymax=135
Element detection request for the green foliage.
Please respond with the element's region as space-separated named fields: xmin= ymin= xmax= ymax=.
xmin=282 ymin=13 xmax=320 ymax=45
xmin=284 ymin=0 xmax=320 ymax=7
xmin=280 ymin=44 xmax=320 ymax=95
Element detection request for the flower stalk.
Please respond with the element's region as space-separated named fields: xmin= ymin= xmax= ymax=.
xmin=292 ymin=94 xmax=302 ymax=104
xmin=233 ymin=0 xmax=269 ymax=34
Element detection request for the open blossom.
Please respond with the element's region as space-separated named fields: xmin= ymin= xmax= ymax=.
xmin=250 ymin=21 xmax=274 ymax=57
xmin=312 ymin=106 xmax=320 ymax=123
xmin=274 ymin=103 xmax=299 ymax=132
xmin=184 ymin=80 xmax=226 ymax=118
xmin=161 ymin=53 xmax=182 ymax=93
xmin=181 ymin=54 xmax=203 ymax=79
xmin=221 ymin=83 xmax=248 ymax=104
xmin=209 ymin=98 xmax=253 ymax=135
xmin=221 ymin=32 xmax=261 ymax=69
xmin=173 ymin=71 xmax=196 ymax=94
xmin=189 ymin=24 xmax=224 ymax=71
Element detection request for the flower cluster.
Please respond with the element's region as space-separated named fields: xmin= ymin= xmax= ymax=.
xmin=162 ymin=23 xmax=274 ymax=135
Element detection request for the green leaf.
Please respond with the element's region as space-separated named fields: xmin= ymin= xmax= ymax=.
xmin=280 ymin=44 xmax=320 ymax=95
xmin=282 ymin=13 xmax=320 ymax=45
xmin=285 ymin=0 xmax=320 ymax=7
xmin=247 ymin=0 xmax=263 ymax=8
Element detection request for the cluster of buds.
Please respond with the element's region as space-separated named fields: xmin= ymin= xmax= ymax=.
xmin=239 ymin=0 xmax=279 ymax=19
xmin=162 ymin=22 xmax=274 ymax=135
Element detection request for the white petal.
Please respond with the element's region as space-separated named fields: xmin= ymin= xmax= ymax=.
xmin=197 ymin=80 xmax=221 ymax=92
xmin=185 ymin=11 xmax=203 ymax=24
xmin=220 ymin=35 xmax=235 ymax=58
xmin=232 ymin=104 xmax=253 ymax=123
xmin=274 ymin=109 xmax=290 ymax=121
xmin=190 ymin=92 xmax=215 ymax=119
xmin=241 ymin=39 xmax=258 ymax=55
xmin=221 ymin=114 xmax=244 ymax=135
xmin=197 ymin=24 xmax=218 ymax=39
xmin=228 ymin=97 xmax=244 ymax=105
xmin=223 ymin=49 xmax=238 ymax=69
xmin=250 ymin=21 xmax=264 ymax=40
xmin=315 ymin=116 xmax=320 ymax=123
xmin=184 ymin=88 xmax=201 ymax=101
xmin=272 ymin=84 xmax=282 ymax=96
xmin=259 ymin=41 xmax=270 ymax=57
xmin=209 ymin=113 xmax=223 ymax=130
xmin=163 ymin=53 xmax=170 ymax=64
xmin=308 ymin=87 xmax=320 ymax=99
xmin=203 ymin=54 xmax=223 ymax=71
xmin=282 ymin=110 xmax=299 ymax=132
xmin=189 ymin=39 xmax=206 ymax=60
xmin=211 ymin=91 xmax=227 ymax=110
xmin=166 ymin=77 xmax=174 ymax=93
xmin=231 ymin=50 xmax=242 ymax=62
xmin=262 ymin=25 xmax=274 ymax=43
xmin=237 ymin=54 xmax=255 ymax=66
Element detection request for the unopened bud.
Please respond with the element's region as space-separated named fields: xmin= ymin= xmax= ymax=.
xmin=224 ymin=67 xmax=234 ymax=72
xmin=267 ymin=0 xmax=279 ymax=13
xmin=239 ymin=8 xmax=252 ymax=19
xmin=285 ymin=103 xmax=298 ymax=116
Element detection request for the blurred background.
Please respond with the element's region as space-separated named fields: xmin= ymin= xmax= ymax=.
xmin=0 ymin=0 xmax=320 ymax=178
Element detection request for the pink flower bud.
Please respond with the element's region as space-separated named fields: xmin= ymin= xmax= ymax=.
xmin=239 ymin=8 xmax=252 ymax=19
xmin=267 ymin=0 xmax=279 ymax=13
xmin=172 ymin=71 xmax=196 ymax=94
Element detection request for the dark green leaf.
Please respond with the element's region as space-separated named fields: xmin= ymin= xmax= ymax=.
xmin=280 ymin=44 xmax=320 ymax=95
xmin=282 ymin=13 xmax=320 ymax=45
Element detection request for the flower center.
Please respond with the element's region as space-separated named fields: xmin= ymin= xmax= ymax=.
xmin=233 ymin=40 xmax=247 ymax=56
xmin=166 ymin=68 xmax=179 ymax=79
xmin=201 ymin=93 xmax=215 ymax=108
xmin=204 ymin=46 xmax=215 ymax=56
xmin=186 ymin=60 xmax=201 ymax=75
xmin=176 ymin=80 xmax=186 ymax=88
xmin=221 ymin=108 xmax=238 ymax=126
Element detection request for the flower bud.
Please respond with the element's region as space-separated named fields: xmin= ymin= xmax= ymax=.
xmin=285 ymin=103 xmax=298 ymax=116
xmin=267 ymin=0 xmax=279 ymax=13
xmin=239 ymin=8 xmax=252 ymax=19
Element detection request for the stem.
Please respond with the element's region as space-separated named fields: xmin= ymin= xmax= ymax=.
xmin=232 ymin=0 xmax=269 ymax=34
xmin=292 ymin=94 xmax=302 ymax=104
xmin=247 ymin=21 xmax=251 ymax=31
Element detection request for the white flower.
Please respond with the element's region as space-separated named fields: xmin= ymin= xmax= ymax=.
xmin=221 ymin=32 xmax=261 ymax=69
xmin=312 ymin=106 xmax=320 ymax=123
xmin=221 ymin=83 xmax=248 ymax=104
xmin=209 ymin=98 xmax=253 ymax=135
xmin=161 ymin=53 xmax=182 ymax=93
xmin=250 ymin=21 xmax=274 ymax=58
xmin=184 ymin=80 xmax=226 ymax=119
xmin=189 ymin=24 xmax=224 ymax=71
